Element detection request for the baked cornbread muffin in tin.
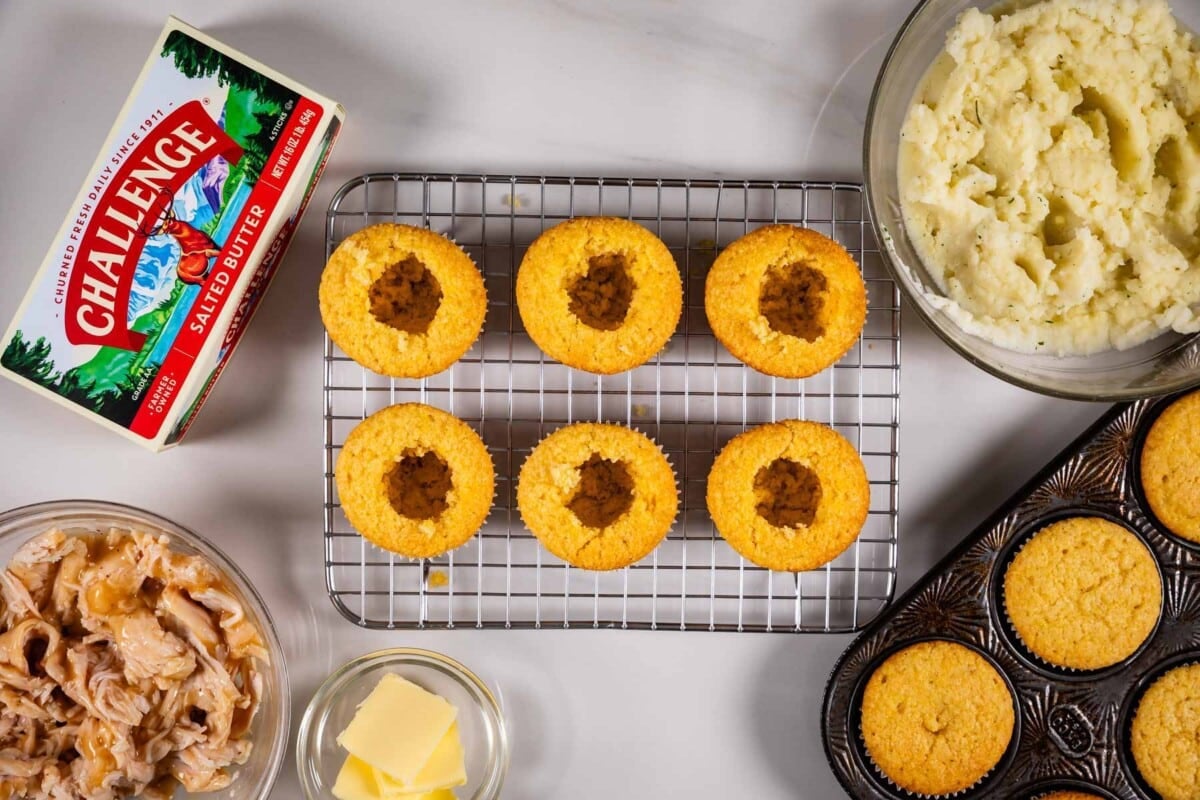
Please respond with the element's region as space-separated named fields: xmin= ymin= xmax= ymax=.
xmin=704 ymin=225 xmax=866 ymax=378
xmin=1140 ymin=389 xmax=1200 ymax=543
xmin=1002 ymin=516 xmax=1161 ymax=671
xmin=860 ymin=640 xmax=1015 ymax=797
xmin=320 ymin=223 xmax=487 ymax=377
xmin=706 ymin=419 xmax=868 ymax=572
xmin=1131 ymin=662 xmax=1200 ymax=800
xmin=515 ymin=217 xmax=682 ymax=374
xmin=517 ymin=422 xmax=677 ymax=570
xmin=336 ymin=403 xmax=494 ymax=558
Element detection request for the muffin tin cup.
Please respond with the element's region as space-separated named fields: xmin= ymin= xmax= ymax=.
xmin=991 ymin=509 xmax=1167 ymax=682
xmin=823 ymin=392 xmax=1200 ymax=799
xmin=850 ymin=636 xmax=1023 ymax=800
xmin=1126 ymin=399 xmax=1200 ymax=557
xmin=1117 ymin=652 xmax=1200 ymax=800
xmin=1017 ymin=779 xmax=1123 ymax=800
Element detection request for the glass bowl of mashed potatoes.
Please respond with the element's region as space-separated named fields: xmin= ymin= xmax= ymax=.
xmin=866 ymin=0 xmax=1200 ymax=400
xmin=0 ymin=500 xmax=290 ymax=800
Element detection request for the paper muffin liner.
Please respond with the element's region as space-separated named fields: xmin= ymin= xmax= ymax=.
xmin=1118 ymin=654 xmax=1200 ymax=800
xmin=853 ymin=640 xmax=1019 ymax=800
xmin=1028 ymin=790 xmax=1111 ymax=800
xmin=997 ymin=518 xmax=1162 ymax=677
xmin=856 ymin=713 xmax=1003 ymax=799
xmin=516 ymin=420 xmax=681 ymax=569
xmin=341 ymin=406 xmax=499 ymax=563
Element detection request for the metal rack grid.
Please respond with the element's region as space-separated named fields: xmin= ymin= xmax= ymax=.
xmin=323 ymin=173 xmax=901 ymax=632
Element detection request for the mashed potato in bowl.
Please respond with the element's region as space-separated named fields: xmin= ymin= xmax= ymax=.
xmin=899 ymin=0 xmax=1200 ymax=356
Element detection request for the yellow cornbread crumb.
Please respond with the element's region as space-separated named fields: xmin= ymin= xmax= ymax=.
xmin=1003 ymin=516 xmax=1161 ymax=670
xmin=517 ymin=423 xmax=677 ymax=570
xmin=704 ymin=225 xmax=866 ymax=378
xmin=515 ymin=217 xmax=682 ymax=374
xmin=860 ymin=641 xmax=1015 ymax=796
xmin=1141 ymin=390 xmax=1200 ymax=543
xmin=336 ymin=404 xmax=494 ymax=558
xmin=320 ymin=224 xmax=487 ymax=378
xmin=706 ymin=419 xmax=869 ymax=572
xmin=1132 ymin=663 xmax=1200 ymax=800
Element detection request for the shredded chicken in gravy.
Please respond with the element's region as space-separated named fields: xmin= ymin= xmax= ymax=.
xmin=0 ymin=529 xmax=267 ymax=799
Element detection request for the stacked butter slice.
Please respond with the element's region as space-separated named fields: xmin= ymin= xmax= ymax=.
xmin=334 ymin=674 xmax=467 ymax=800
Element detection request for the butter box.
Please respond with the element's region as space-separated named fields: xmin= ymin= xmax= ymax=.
xmin=1 ymin=17 xmax=343 ymax=450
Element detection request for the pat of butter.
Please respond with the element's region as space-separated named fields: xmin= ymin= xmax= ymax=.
xmin=332 ymin=755 xmax=380 ymax=800
xmin=337 ymin=674 xmax=458 ymax=785
xmin=333 ymin=755 xmax=456 ymax=800
xmin=374 ymin=723 xmax=466 ymax=794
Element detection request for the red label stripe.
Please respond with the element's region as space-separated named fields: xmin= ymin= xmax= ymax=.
xmin=129 ymin=97 xmax=324 ymax=439
xmin=66 ymin=101 xmax=242 ymax=351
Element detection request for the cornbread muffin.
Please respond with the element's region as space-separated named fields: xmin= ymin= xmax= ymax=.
xmin=320 ymin=224 xmax=487 ymax=377
xmin=860 ymin=641 xmax=1015 ymax=796
xmin=1131 ymin=662 xmax=1200 ymax=800
xmin=1141 ymin=390 xmax=1200 ymax=543
xmin=704 ymin=225 xmax=866 ymax=378
xmin=517 ymin=423 xmax=677 ymax=570
xmin=706 ymin=419 xmax=869 ymax=572
xmin=515 ymin=217 xmax=682 ymax=374
xmin=1003 ymin=517 xmax=1161 ymax=671
xmin=336 ymin=403 xmax=494 ymax=558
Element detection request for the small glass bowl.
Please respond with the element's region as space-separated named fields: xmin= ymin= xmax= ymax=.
xmin=0 ymin=499 xmax=290 ymax=800
xmin=865 ymin=0 xmax=1200 ymax=401
xmin=296 ymin=648 xmax=509 ymax=800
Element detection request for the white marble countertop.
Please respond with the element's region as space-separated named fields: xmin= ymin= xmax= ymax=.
xmin=0 ymin=1 xmax=1141 ymax=797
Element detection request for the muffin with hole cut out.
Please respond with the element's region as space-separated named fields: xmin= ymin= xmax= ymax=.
xmin=336 ymin=403 xmax=494 ymax=558
xmin=707 ymin=419 xmax=869 ymax=572
xmin=515 ymin=217 xmax=681 ymax=374
xmin=517 ymin=422 xmax=677 ymax=570
xmin=705 ymin=225 xmax=866 ymax=378
xmin=320 ymin=223 xmax=487 ymax=377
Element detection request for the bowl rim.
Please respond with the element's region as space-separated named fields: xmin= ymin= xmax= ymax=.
xmin=295 ymin=646 xmax=510 ymax=800
xmin=863 ymin=0 xmax=1200 ymax=402
xmin=0 ymin=498 xmax=291 ymax=800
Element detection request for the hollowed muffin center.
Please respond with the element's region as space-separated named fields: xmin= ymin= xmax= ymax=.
xmin=759 ymin=262 xmax=827 ymax=341
xmin=754 ymin=458 xmax=822 ymax=528
xmin=369 ymin=256 xmax=444 ymax=334
xmin=567 ymin=253 xmax=635 ymax=331
xmin=385 ymin=450 xmax=452 ymax=520
xmin=567 ymin=454 xmax=635 ymax=528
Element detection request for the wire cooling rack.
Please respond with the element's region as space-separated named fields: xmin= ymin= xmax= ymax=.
xmin=324 ymin=173 xmax=901 ymax=632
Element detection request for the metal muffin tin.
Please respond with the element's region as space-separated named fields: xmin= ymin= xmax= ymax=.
xmin=823 ymin=392 xmax=1200 ymax=800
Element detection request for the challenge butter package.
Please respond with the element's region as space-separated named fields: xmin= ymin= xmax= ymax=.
xmin=1 ymin=17 xmax=343 ymax=450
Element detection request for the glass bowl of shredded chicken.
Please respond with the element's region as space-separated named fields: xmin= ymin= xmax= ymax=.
xmin=0 ymin=499 xmax=289 ymax=800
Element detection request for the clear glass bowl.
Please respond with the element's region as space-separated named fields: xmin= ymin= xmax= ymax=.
xmin=865 ymin=0 xmax=1200 ymax=401
xmin=0 ymin=500 xmax=290 ymax=800
xmin=296 ymin=648 xmax=508 ymax=800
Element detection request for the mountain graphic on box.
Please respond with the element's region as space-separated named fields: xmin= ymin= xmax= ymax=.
xmin=2 ymin=30 xmax=297 ymax=427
